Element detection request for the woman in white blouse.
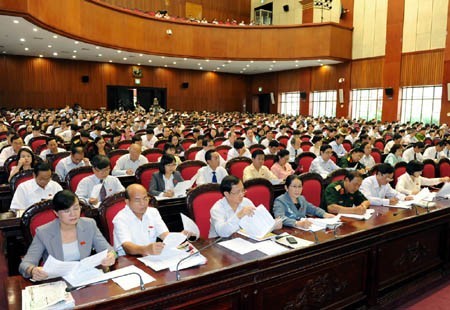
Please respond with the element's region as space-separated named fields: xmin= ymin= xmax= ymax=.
xmin=359 ymin=142 xmax=376 ymax=171
xmin=396 ymin=160 xmax=449 ymax=195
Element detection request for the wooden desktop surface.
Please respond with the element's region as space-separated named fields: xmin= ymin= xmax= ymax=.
xmin=5 ymin=201 xmax=450 ymax=309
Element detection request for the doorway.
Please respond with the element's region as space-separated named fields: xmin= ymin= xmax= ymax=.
xmin=106 ymin=86 xmax=167 ymax=111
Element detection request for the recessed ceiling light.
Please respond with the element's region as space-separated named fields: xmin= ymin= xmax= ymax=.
xmin=148 ymin=60 xmax=152 ymax=63
xmin=123 ymin=57 xmax=127 ymax=60
xmin=197 ymin=63 xmax=201 ymax=66
xmin=20 ymin=38 xmax=25 ymax=42
xmin=320 ymin=63 xmax=324 ymax=66
xmin=33 ymin=28 xmax=38 ymax=32
xmin=200 ymin=67 xmax=203 ymax=70
xmin=222 ymin=64 xmax=226 ymax=67
xmin=53 ymin=35 xmax=58 ymax=39
xmin=13 ymin=20 xmax=19 ymax=24
xmin=217 ymin=67 xmax=220 ymax=70
xmin=137 ymin=63 xmax=141 ymax=66
xmin=272 ymin=60 xmax=276 ymax=63
xmin=39 ymin=54 xmax=43 ymax=57
xmin=295 ymin=60 xmax=299 ymax=63
xmin=173 ymin=61 xmax=176 ymax=65
xmin=74 ymin=41 xmax=79 ymax=44
xmin=270 ymin=64 xmax=274 ymax=67
xmin=117 ymin=50 xmax=122 ymax=53
xmin=161 ymin=56 xmax=165 ymax=59
xmin=206 ymin=59 xmax=209 ymax=62
xmin=96 ymin=46 xmax=100 ymax=49
xmin=2 ymin=51 xmax=6 ymax=54
xmin=183 ymin=58 xmax=187 ymax=61
xmin=318 ymin=59 xmax=321 ymax=62
xmin=243 ymin=68 xmax=246 ymax=71
xmin=164 ymin=65 xmax=167 ymax=67
xmin=73 ymin=50 xmax=77 ymax=53
xmin=109 ymin=60 xmax=112 ymax=63
xmin=98 ymin=54 xmax=102 ymax=57
xmin=24 ymin=47 xmax=29 ymax=51
xmin=246 ymin=64 xmax=250 ymax=67
xmin=139 ymin=54 xmax=143 ymax=57
xmin=48 ymin=45 xmax=52 ymax=48
xmin=295 ymin=64 xmax=299 ymax=67
xmin=227 ymin=60 xmax=232 ymax=63
xmin=72 ymin=55 xmax=76 ymax=59
xmin=53 ymin=52 xmax=58 ymax=56
xmin=250 ymin=60 xmax=254 ymax=63
xmin=269 ymin=68 xmax=273 ymax=70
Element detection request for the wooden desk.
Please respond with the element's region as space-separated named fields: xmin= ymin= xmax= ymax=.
xmin=5 ymin=202 xmax=450 ymax=309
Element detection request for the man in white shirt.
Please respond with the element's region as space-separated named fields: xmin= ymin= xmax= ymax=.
xmin=243 ymin=150 xmax=278 ymax=182
xmin=402 ymin=142 xmax=424 ymax=162
xmin=441 ymin=142 xmax=450 ymax=158
xmin=196 ymin=150 xmax=228 ymax=185
xmin=243 ymin=128 xmax=258 ymax=148
xmin=287 ymin=137 xmax=302 ymax=163
xmin=263 ymin=140 xmax=279 ymax=155
xmin=195 ymin=139 xmax=226 ymax=167
xmin=384 ymin=134 xmax=402 ymax=154
xmin=76 ymin=155 xmax=124 ymax=207
xmin=221 ymin=132 xmax=237 ymax=147
xmin=113 ymin=184 xmax=169 ymax=256
xmin=112 ymin=144 xmax=148 ymax=176
xmin=309 ymin=145 xmax=340 ymax=178
xmin=360 ymin=163 xmax=413 ymax=206
xmin=10 ymin=163 xmax=63 ymax=212
xmin=227 ymin=140 xmax=251 ymax=161
xmin=24 ymin=126 xmax=42 ymax=145
xmin=329 ymin=134 xmax=347 ymax=158
xmin=39 ymin=137 xmax=66 ymax=161
xmin=55 ymin=145 xmax=90 ymax=181
xmin=260 ymin=130 xmax=274 ymax=148
xmin=423 ymin=141 xmax=447 ymax=162
xmin=141 ymin=128 xmax=158 ymax=149
xmin=0 ymin=135 xmax=24 ymax=166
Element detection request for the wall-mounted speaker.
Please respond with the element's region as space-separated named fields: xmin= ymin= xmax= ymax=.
xmin=270 ymin=92 xmax=275 ymax=104
xmin=385 ymin=88 xmax=394 ymax=98
xmin=338 ymin=89 xmax=344 ymax=103
xmin=81 ymin=75 xmax=89 ymax=83
xmin=181 ymin=82 xmax=189 ymax=89
xmin=283 ymin=5 xmax=289 ymax=12
xmin=300 ymin=92 xmax=307 ymax=100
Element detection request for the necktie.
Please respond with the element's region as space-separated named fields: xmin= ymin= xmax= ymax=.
xmin=212 ymin=171 xmax=217 ymax=183
xmin=435 ymin=152 xmax=438 ymax=159
xmin=99 ymin=180 xmax=107 ymax=202
xmin=414 ymin=153 xmax=417 ymax=160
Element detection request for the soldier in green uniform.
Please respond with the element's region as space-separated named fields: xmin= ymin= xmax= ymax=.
xmin=323 ymin=170 xmax=370 ymax=215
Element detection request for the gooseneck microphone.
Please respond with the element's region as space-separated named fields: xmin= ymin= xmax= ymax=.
xmin=65 ymin=272 xmax=145 ymax=292
xmin=175 ymin=237 xmax=223 ymax=281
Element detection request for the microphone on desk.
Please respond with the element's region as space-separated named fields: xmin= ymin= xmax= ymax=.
xmin=65 ymin=272 xmax=145 ymax=292
xmin=175 ymin=237 xmax=223 ymax=281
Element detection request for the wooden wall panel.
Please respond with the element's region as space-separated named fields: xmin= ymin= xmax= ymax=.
xmin=351 ymin=57 xmax=384 ymax=89
xmin=0 ymin=55 xmax=246 ymax=112
xmin=400 ymin=49 xmax=445 ymax=86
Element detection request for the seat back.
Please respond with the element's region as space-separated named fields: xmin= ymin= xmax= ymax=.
xmin=299 ymin=173 xmax=324 ymax=207
xmin=142 ymin=148 xmax=163 ymax=163
xmin=264 ymin=154 xmax=276 ymax=169
xmin=342 ymin=140 xmax=353 ymax=152
xmin=225 ymin=157 xmax=252 ymax=180
xmin=249 ymin=144 xmax=265 ymax=154
xmin=4 ymin=155 xmax=18 ymax=175
xmin=107 ymin=149 xmax=129 ymax=169
xmin=135 ymin=163 xmax=160 ymax=189
xmin=374 ymin=139 xmax=385 ymax=151
xmin=28 ymin=136 xmax=49 ymax=153
xmin=116 ymin=140 xmax=133 ymax=150
xmin=184 ymin=146 xmax=203 ymax=161
xmin=327 ymin=168 xmax=348 ymax=184
xmin=9 ymin=170 xmax=34 ymax=193
xmin=187 ymin=184 xmax=222 ymax=239
xmin=371 ymin=148 xmax=382 ymax=164
xmin=300 ymin=135 xmax=311 ymax=142
xmin=181 ymin=138 xmax=196 ymax=150
xmin=215 ymin=145 xmax=231 ymax=160
xmin=243 ymin=178 xmax=274 ymax=212
xmin=393 ymin=162 xmax=408 ymax=186
xmin=300 ymin=141 xmax=313 ymax=152
xmin=422 ymin=159 xmax=436 ymax=179
xmin=177 ymin=160 xmax=206 ymax=180
xmin=277 ymin=135 xmax=289 ymax=146
xmin=154 ymin=139 xmax=168 ymax=150
xmin=296 ymin=152 xmax=316 ymax=173
xmin=66 ymin=166 xmax=94 ymax=192
xmin=47 ymin=151 xmax=71 ymax=171
xmin=98 ymin=192 xmax=127 ymax=244
xmin=330 ymin=152 xmax=338 ymax=164
xmin=213 ymin=137 xmax=227 ymax=146
xmin=438 ymin=158 xmax=450 ymax=177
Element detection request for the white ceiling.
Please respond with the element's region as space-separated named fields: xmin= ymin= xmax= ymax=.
xmin=0 ymin=15 xmax=341 ymax=75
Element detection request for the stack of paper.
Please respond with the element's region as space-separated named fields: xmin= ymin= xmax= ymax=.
xmin=239 ymin=205 xmax=275 ymax=240
xmin=22 ymin=281 xmax=74 ymax=310
xmin=295 ymin=216 xmax=342 ymax=232
xmin=138 ymin=246 xmax=206 ymax=272
xmin=339 ymin=209 xmax=375 ymax=220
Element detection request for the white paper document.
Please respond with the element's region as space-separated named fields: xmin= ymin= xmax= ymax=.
xmin=181 ymin=213 xmax=200 ymax=240
xmin=239 ymin=205 xmax=275 ymax=239
xmin=386 ymin=200 xmax=413 ymax=208
xmin=218 ymin=238 xmax=256 ymax=255
xmin=90 ymin=183 xmax=102 ymax=208
xmin=436 ymin=182 xmax=450 ymax=198
xmin=163 ymin=232 xmax=186 ymax=249
xmin=339 ymin=208 xmax=375 ymax=220
xmin=295 ymin=216 xmax=342 ymax=232
xmin=108 ymin=265 xmax=155 ymax=290
xmin=254 ymin=240 xmax=289 ymax=256
xmin=138 ymin=246 xmax=206 ymax=272
xmin=173 ymin=180 xmax=194 ymax=196
xmin=43 ymin=250 xmax=107 ymax=279
xmin=22 ymin=280 xmax=74 ymax=310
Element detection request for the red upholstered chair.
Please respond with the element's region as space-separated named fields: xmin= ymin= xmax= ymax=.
xmin=330 ymin=152 xmax=338 ymax=164
xmin=299 ymin=172 xmax=324 ymax=207
xmin=326 ymin=168 xmax=348 ymax=185
xmin=438 ymin=158 xmax=450 ymax=177
xmin=46 ymin=151 xmax=71 ymax=171
xmin=187 ymin=184 xmax=222 ymax=239
xmin=243 ymin=178 xmax=274 ymax=212
xmin=423 ymin=137 xmax=433 ymax=146
xmin=225 ymin=157 xmax=252 ymax=180
xmin=300 ymin=141 xmax=313 ymax=152
xmin=342 ymin=140 xmax=353 ymax=153
xmin=9 ymin=170 xmax=34 ymax=193
xmin=181 ymin=138 xmax=196 ymax=150
xmin=28 ymin=136 xmax=49 ymax=153
xmin=66 ymin=166 xmax=94 ymax=192
xmin=277 ymin=135 xmax=289 ymax=146
xmin=177 ymin=160 xmax=206 ymax=181
xmin=154 ymin=139 xmax=168 ymax=150
xmin=422 ymin=159 xmax=436 ymax=179
xmin=184 ymin=146 xmax=202 ymax=161
xmin=98 ymin=191 xmax=128 ymax=244
xmin=4 ymin=155 xmax=18 ymax=175
xmin=107 ymin=149 xmax=129 ymax=170
xmin=296 ymin=152 xmax=316 ymax=173
xmin=135 ymin=163 xmax=160 ymax=190
xmin=116 ymin=140 xmax=133 ymax=150
xmin=371 ymin=148 xmax=383 ymax=164
xmin=213 ymin=137 xmax=227 ymax=146
xmin=18 ymin=127 xmax=27 ymax=138
xmin=264 ymin=154 xmax=276 ymax=169
xmin=393 ymin=162 xmax=408 ymax=187
xmin=374 ymin=139 xmax=385 ymax=151
xmin=0 ymin=131 xmax=6 ymax=141
xmin=300 ymin=134 xmax=311 ymax=142
xmin=249 ymin=144 xmax=266 ymax=154
xmin=215 ymin=145 xmax=231 ymax=160
xmin=142 ymin=148 xmax=163 ymax=163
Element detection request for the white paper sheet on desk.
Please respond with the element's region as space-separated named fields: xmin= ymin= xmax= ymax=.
xmin=437 ymin=182 xmax=450 ymax=198
xmin=154 ymin=194 xmax=187 ymax=201
xmin=109 ymin=265 xmax=155 ymax=290
xmin=218 ymin=238 xmax=256 ymax=255
xmin=63 ymin=267 xmax=104 ymax=287
xmin=138 ymin=247 xmax=206 ymax=272
xmin=181 ymin=213 xmax=200 ymax=240
xmin=308 ymin=216 xmax=342 ymax=229
xmin=43 ymin=250 xmax=107 ymax=279
xmin=22 ymin=280 xmax=74 ymax=310
xmin=254 ymin=240 xmax=289 ymax=256
xmin=163 ymin=232 xmax=186 ymax=249
xmin=239 ymin=205 xmax=275 ymax=239
xmin=174 ymin=180 xmax=194 ymax=196
xmin=339 ymin=208 xmax=375 ymax=220
xmin=386 ymin=200 xmax=413 ymax=208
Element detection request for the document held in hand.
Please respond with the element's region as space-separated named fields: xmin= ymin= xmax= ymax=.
xmin=239 ymin=205 xmax=275 ymax=239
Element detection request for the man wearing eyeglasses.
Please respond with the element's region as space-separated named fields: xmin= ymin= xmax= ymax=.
xmin=360 ymin=163 xmax=413 ymax=206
